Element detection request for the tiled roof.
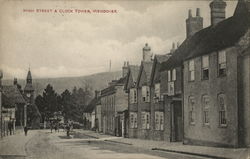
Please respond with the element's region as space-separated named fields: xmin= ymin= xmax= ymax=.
xmin=136 ymin=61 xmax=153 ymax=86
xmin=2 ymin=93 xmax=15 ymax=108
xmin=24 ymin=83 xmax=34 ymax=91
xmin=129 ymin=65 xmax=140 ymax=83
xmin=2 ymin=85 xmax=26 ymax=104
xmin=84 ymin=97 xmax=101 ymax=113
xmin=160 ymin=0 xmax=250 ymax=71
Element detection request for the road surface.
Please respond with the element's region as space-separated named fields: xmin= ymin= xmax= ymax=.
xmin=0 ymin=130 xmax=209 ymax=159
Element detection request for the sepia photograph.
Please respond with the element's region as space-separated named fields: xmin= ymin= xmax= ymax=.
xmin=0 ymin=0 xmax=249 ymax=158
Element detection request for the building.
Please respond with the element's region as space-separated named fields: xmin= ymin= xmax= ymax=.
xmin=149 ymin=54 xmax=171 ymax=141
xmin=24 ymin=69 xmax=41 ymax=129
xmin=161 ymin=0 xmax=250 ymax=147
xmin=83 ymin=91 xmax=101 ymax=130
xmin=136 ymin=43 xmax=153 ymax=139
xmin=101 ymin=73 xmax=128 ymax=136
xmin=124 ymin=65 xmax=140 ymax=138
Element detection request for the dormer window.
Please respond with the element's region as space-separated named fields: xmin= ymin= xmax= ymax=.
xmin=202 ymin=55 xmax=209 ymax=80
xmin=218 ymin=51 xmax=226 ymax=76
xmin=154 ymin=83 xmax=160 ymax=99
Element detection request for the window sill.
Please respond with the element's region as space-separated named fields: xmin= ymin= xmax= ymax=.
xmin=218 ymin=74 xmax=227 ymax=78
xmin=189 ymin=122 xmax=195 ymax=126
xmin=219 ymin=124 xmax=227 ymax=128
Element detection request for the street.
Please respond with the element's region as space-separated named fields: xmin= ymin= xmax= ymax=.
xmin=0 ymin=130 xmax=210 ymax=159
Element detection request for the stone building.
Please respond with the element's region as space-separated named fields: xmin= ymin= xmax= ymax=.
xmin=101 ymin=75 xmax=128 ymax=136
xmin=161 ymin=0 xmax=250 ymax=147
xmin=136 ymin=43 xmax=153 ymax=139
xmin=124 ymin=65 xmax=140 ymax=138
xmin=149 ymin=54 xmax=171 ymax=141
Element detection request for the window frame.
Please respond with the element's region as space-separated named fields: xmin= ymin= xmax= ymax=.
xmin=202 ymin=95 xmax=210 ymax=126
xmin=201 ymin=55 xmax=209 ymax=80
xmin=218 ymin=94 xmax=227 ymax=127
xmin=189 ymin=96 xmax=195 ymax=125
xmin=188 ymin=59 xmax=195 ymax=81
xmin=218 ymin=50 xmax=227 ymax=77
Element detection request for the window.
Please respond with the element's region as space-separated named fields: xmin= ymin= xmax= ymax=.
xmin=155 ymin=111 xmax=164 ymax=130
xmin=218 ymin=51 xmax=226 ymax=76
xmin=142 ymin=86 xmax=150 ymax=102
xmin=142 ymin=112 xmax=150 ymax=129
xmin=168 ymin=70 xmax=171 ymax=82
xmin=218 ymin=94 xmax=227 ymax=127
xmin=202 ymin=95 xmax=210 ymax=125
xmin=189 ymin=96 xmax=195 ymax=125
xmin=168 ymin=82 xmax=175 ymax=96
xmin=202 ymin=55 xmax=209 ymax=80
xmin=172 ymin=69 xmax=176 ymax=81
xmin=154 ymin=83 xmax=160 ymax=100
xmin=130 ymin=88 xmax=137 ymax=104
xmin=189 ymin=60 xmax=195 ymax=81
xmin=168 ymin=69 xmax=176 ymax=82
xmin=130 ymin=112 xmax=137 ymax=128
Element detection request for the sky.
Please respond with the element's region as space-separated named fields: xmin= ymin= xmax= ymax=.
xmin=0 ymin=0 xmax=237 ymax=79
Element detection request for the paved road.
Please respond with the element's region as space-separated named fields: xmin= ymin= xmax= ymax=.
xmin=0 ymin=130 xmax=209 ymax=159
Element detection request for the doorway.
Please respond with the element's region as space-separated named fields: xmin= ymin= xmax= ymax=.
xmin=171 ymin=101 xmax=183 ymax=142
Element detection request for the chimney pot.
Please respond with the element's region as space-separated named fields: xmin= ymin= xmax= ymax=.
xmin=188 ymin=9 xmax=192 ymax=18
xmin=196 ymin=8 xmax=200 ymax=17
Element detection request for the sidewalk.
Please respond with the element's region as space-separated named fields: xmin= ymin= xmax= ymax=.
xmin=0 ymin=129 xmax=35 ymax=158
xmin=75 ymin=129 xmax=250 ymax=159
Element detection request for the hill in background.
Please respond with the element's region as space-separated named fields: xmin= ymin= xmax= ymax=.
xmin=2 ymin=71 xmax=122 ymax=96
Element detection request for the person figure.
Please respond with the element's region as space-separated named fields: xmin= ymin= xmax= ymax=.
xmin=24 ymin=126 xmax=28 ymax=136
xmin=66 ymin=124 xmax=70 ymax=137
xmin=8 ymin=122 xmax=12 ymax=135
xmin=50 ymin=124 xmax=53 ymax=133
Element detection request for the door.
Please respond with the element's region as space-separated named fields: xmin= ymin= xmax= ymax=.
xmin=171 ymin=101 xmax=183 ymax=142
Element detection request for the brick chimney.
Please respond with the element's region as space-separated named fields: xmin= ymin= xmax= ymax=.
xmin=142 ymin=43 xmax=153 ymax=62
xmin=186 ymin=8 xmax=203 ymax=38
xmin=210 ymin=0 xmax=227 ymax=26
xmin=0 ymin=69 xmax=2 ymax=89
xmin=170 ymin=42 xmax=176 ymax=53
xmin=13 ymin=78 xmax=17 ymax=85
xmin=122 ymin=61 xmax=129 ymax=77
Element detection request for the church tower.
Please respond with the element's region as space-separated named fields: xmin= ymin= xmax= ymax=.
xmin=24 ymin=68 xmax=35 ymax=105
xmin=142 ymin=43 xmax=153 ymax=62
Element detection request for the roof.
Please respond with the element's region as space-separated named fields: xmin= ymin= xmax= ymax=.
xmin=101 ymin=76 xmax=127 ymax=96
xmin=27 ymin=70 xmax=32 ymax=80
xmin=2 ymin=85 xmax=26 ymax=104
xmin=24 ymin=83 xmax=34 ymax=91
xmin=160 ymin=0 xmax=250 ymax=71
xmin=124 ymin=65 xmax=140 ymax=91
xmin=136 ymin=61 xmax=153 ymax=87
xmin=84 ymin=97 xmax=100 ymax=113
xmin=150 ymin=54 xmax=171 ymax=85
xmin=2 ymin=94 xmax=15 ymax=108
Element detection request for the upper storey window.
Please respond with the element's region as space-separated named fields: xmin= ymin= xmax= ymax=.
xmin=218 ymin=51 xmax=227 ymax=76
xmin=189 ymin=59 xmax=195 ymax=81
xmin=202 ymin=55 xmax=209 ymax=80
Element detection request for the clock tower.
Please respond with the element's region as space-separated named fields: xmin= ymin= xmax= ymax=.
xmin=24 ymin=69 xmax=34 ymax=105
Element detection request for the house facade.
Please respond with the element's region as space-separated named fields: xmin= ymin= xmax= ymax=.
xmin=183 ymin=0 xmax=250 ymax=147
xmin=136 ymin=43 xmax=153 ymax=139
xmin=124 ymin=65 xmax=140 ymax=138
xmin=101 ymin=75 xmax=128 ymax=136
xmin=149 ymin=54 xmax=170 ymax=141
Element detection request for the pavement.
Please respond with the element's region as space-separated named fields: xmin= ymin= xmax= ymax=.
xmin=74 ymin=129 xmax=250 ymax=159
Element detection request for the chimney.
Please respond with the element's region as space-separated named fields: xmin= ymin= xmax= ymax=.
xmin=177 ymin=42 xmax=180 ymax=48
xmin=13 ymin=78 xmax=17 ymax=85
xmin=210 ymin=0 xmax=227 ymax=26
xmin=95 ymin=90 xmax=100 ymax=99
xmin=170 ymin=42 xmax=176 ymax=53
xmin=122 ymin=61 xmax=129 ymax=77
xmin=0 ymin=69 xmax=3 ymax=89
xmin=142 ymin=43 xmax=153 ymax=62
xmin=186 ymin=8 xmax=203 ymax=38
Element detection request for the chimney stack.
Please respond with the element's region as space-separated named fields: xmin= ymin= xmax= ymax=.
xmin=14 ymin=78 xmax=17 ymax=85
xmin=210 ymin=0 xmax=227 ymax=26
xmin=0 ymin=69 xmax=3 ymax=89
xmin=170 ymin=42 xmax=176 ymax=53
xmin=142 ymin=43 xmax=153 ymax=62
xmin=186 ymin=8 xmax=203 ymax=38
xmin=122 ymin=61 xmax=129 ymax=77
